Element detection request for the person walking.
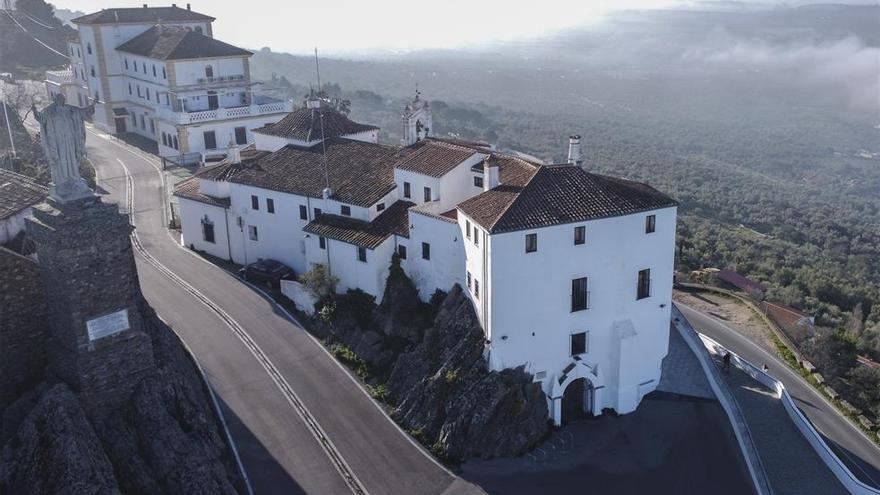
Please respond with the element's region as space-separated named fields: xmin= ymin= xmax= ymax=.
xmin=722 ymin=352 xmax=732 ymax=373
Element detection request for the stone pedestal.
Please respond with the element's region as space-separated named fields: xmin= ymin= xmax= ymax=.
xmin=25 ymin=196 xmax=154 ymax=417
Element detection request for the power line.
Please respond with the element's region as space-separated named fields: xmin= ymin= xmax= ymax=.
xmin=3 ymin=9 xmax=69 ymax=60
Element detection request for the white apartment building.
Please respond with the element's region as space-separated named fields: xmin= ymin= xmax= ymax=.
xmin=65 ymin=4 xmax=291 ymax=162
xmin=44 ymin=34 xmax=91 ymax=108
xmin=175 ymin=93 xmax=678 ymax=425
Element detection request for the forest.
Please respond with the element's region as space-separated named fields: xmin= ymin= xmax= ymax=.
xmin=250 ymin=4 xmax=880 ymax=420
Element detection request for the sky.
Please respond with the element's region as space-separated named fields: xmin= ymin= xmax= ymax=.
xmin=52 ymin=0 xmax=876 ymax=55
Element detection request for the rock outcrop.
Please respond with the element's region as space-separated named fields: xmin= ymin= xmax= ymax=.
xmin=0 ymin=301 xmax=245 ymax=494
xmin=308 ymin=258 xmax=549 ymax=462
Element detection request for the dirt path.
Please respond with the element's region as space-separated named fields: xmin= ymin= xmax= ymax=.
xmin=673 ymin=289 xmax=777 ymax=356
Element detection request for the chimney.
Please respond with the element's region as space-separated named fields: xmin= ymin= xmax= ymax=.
xmin=322 ymin=187 xmax=333 ymax=200
xmin=567 ymin=134 xmax=583 ymax=168
xmin=483 ymin=156 xmax=500 ymax=191
xmin=187 ymin=3 xmax=191 ymax=10
xmin=142 ymin=4 xmax=148 ymax=8
xmin=226 ymin=138 xmax=241 ymax=164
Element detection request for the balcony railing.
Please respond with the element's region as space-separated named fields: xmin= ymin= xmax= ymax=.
xmin=194 ymin=74 xmax=246 ymax=84
xmin=46 ymin=70 xmax=74 ymax=85
xmin=156 ymin=100 xmax=292 ymax=125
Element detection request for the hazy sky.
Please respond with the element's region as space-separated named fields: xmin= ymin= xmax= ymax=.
xmin=52 ymin=0 xmax=875 ymax=55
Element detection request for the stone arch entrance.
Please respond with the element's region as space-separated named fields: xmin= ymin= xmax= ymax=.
xmin=561 ymin=377 xmax=595 ymax=424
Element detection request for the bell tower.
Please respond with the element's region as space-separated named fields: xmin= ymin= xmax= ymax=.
xmin=401 ymin=87 xmax=432 ymax=146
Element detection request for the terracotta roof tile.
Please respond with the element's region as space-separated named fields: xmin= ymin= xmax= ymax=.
xmin=394 ymin=139 xmax=479 ymax=177
xmin=116 ymin=25 xmax=250 ymax=60
xmin=0 ymin=169 xmax=47 ymax=220
xmin=72 ymin=6 xmax=214 ymax=25
xmin=253 ymin=106 xmax=377 ymax=143
xmin=303 ymin=200 xmax=413 ymax=249
xmin=458 ymin=165 xmax=677 ymax=234
xmin=172 ymin=177 xmax=230 ymax=208
xmin=229 ymin=138 xmax=401 ymax=207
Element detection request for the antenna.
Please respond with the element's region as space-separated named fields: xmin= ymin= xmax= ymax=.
xmin=314 ymin=47 xmax=321 ymax=93
xmin=319 ymin=112 xmax=330 ymax=192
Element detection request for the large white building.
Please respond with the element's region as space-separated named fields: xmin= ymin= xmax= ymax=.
xmin=175 ymin=93 xmax=678 ymax=425
xmin=60 ymin=4 xmax=291 ymax=162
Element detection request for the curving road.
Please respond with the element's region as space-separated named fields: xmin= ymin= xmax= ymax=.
xmin=84 ymin=127 xmax=482 ymax=495
xmin=678 ymin=302 xmax=880 ymax=489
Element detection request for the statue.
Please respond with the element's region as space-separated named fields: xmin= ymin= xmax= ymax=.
xmin=32 ymin=94 xmax=95 ymax=203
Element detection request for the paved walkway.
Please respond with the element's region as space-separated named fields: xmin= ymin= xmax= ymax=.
xmin=657 ymin=324 xmax=714 ymax=399
xmin=715 ymin=357 xmax=847 ymax=495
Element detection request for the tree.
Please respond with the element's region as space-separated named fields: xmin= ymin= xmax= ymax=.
xmin=300 ymin=263 xmax=338 ymax=300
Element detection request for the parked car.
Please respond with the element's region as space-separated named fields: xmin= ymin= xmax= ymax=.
xmin=239 ymin=259 xmax=294 ymax=288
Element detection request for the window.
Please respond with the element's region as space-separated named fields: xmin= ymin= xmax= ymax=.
xmin=235 ymin=126 xmax=247 ymax=145
xmin=474 ymin=279 xmax=480 ymax=299
xmin=341 ymin=205 xmax=351 ymax=216
xmin=203 ymin=130 xmax=217 ymax=150
xmin=319 ymin=236 xmax=326 ymax=249
xmin=125 ymin=59 xmax=129 ymax=70
xmin=525 ymin=233 xmax=537 ymax=253
xmin=172 ymin=136 xmax=178 ymax=150
xmin=195 ymin=26 xmax=203 ymax=34
xmin=128 ymin=82 xmax=132 ymax=95
xmin=314 ymin=207 xmax=322 ymax=218
xmin=421 ymin=242 xmax=430 ymax=260
xmin=376 ymin=203 xmax=385 ymax=212
xmin=645 ymin=214 xmax=656 ymax=233
xmin=87 ymin=42 xmax=91 ymax=54
xmin=403 ymin=181 xmax=411 ymax=198
xmin=251 ymin=195 xmax=259 ymax=210
xmin=149 ymin=119 xmax=155 ymax=134
xmin=248 ymin=225 xmax=258 ymax=241
xmin=162 ymin=67 xmax=166 ymax=79
xmin=637 ymin=269 xmax=651 ymax=300
xmin=90 ymin=66 xmax=95 ymax=77
xmin=152 ymin=65 xmax=156 ymax=77
xmin=357 ymin=247 xmax=367 ymax=263
xmin=205 ymin=65 xmax=214 ymax=78
xmin=398 ymin=244 xmax=407 ymax=259
xmin=142 ymin=62 xmax=147 ymax=74
xmin=467 ymin=271 xmax=472 ymax=289
xmin=473 ymin=176 xmax=483 ymax=188
xmin=201 ymin=217 xmax=215 ymax=243
xmin=95 ymin=90 xmax=100 ymax=101
xmin=146 ymin=87 xmax=150 ymax=100
xmin=474 ymin=229 xmax=479 ymax=246
xmin=571 ymin=277 xmax=588 ymax=312
xmin=139 ymin=115 xmax=145 ymax=129
xmin=465 ymin=220 xmax=471 ymax=238
xmin=570 ymin=332 xmax=587 ymax=356
xmin=299 ymin=205 xmax=308 ymax=220
xmin=574 ymin=226 xmax=586 ymax=245
xmin=266 ymin=198 xmax=275 ymax=213
xmin=137 ymin=85 xmax=142 ymax=97
xmin=162 ymin=133 xmax=168 ymax=146
xmin=423 ymin=186 xmax=432 ymax=202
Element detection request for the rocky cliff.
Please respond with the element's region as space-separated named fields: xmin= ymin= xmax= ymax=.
xmin=0 ymin=300 xmax=245 ymax=495
xmin=309 ymin=257 xmax=549 ymax=462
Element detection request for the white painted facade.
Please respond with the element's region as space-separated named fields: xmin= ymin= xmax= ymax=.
xmin=65 ymin=7 xmax=290 ymax=160
xmin=176 ymin=93 xmax=678 ymax=425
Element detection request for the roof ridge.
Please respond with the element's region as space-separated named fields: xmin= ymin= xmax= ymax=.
xmin=485 ymin=164 xmax=543 ymax=232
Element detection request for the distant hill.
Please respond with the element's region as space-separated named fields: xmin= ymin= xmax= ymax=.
xmin=53 ymin=7 xmax=85 ymax=27
xmin=0 ymin=0 xmax=74 ymax=76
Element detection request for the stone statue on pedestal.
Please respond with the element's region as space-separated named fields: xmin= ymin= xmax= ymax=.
xmin=32 ymin=94 xmax=95 ymax=203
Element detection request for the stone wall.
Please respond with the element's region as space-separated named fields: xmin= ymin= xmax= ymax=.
xmin=0 ymin=247 xmax=48 ymax=407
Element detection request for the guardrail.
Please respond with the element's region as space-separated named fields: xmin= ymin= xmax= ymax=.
xmin=672 ymin=305 xmax=773 ymax=495
xmin=696 ymin=325 xmax=880 ymax=495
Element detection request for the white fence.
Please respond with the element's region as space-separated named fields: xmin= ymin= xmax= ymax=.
xmin=696 ymin=326 xmax=880 ymax=495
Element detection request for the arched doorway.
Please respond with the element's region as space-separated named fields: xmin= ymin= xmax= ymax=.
xmin=561 ymin=377 xmax=595 ymax=424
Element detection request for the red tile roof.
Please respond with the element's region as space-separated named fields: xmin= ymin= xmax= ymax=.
xmin=0 ymin=169 xmax=47 ymax=220
xmin=394 ymin=139 xmax=479 ymax=177
xmin=303 ymin=200 xmax=413 ymax=249
xmin=253 ymin=106 xmax=377 ymax=143
xmin=116 ymin=25 xmax=250 ymax=60
xmin=172 ymin=177 xmax=230 ymax=208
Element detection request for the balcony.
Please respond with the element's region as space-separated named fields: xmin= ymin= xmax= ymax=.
xmin=194 ymin=74 xmax=246 ymax=84
xmin=46 ymin=69 xmax=75 ymax=85
xmin=156 ymin=99 xmax=292 ymax=125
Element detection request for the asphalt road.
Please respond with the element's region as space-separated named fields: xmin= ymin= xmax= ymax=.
xmin=678 ymin=303 xmax=880 ymax=489
xmin=84 ymin=128 xmax=481 ymax=495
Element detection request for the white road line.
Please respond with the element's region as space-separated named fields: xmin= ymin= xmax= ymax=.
xmin=91 ymin=127 xmax=464 ymax=485
xmin=679 ymin=302 xmax=880 ymax=484
xmin=115 ymin=156 xmax=367 ymax=495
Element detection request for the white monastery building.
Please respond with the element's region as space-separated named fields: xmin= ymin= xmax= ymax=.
xmin=55 ymin=4 xmax=291 ymax=162
xmin=175 ymin=91 xmax=679 ymax=425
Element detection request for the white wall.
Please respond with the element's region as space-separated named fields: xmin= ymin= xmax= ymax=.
xmin=483 ymin=207 xmax=677 ymax=415
xmin=0 ymin=208 xmax=32 ymax=244
xmin=406 ymin=211 xmax=465 ymax=301
xmin=183 ymin=115 xmax=284 ymax=154
xmin=394 ymin=169 xmax=440 ymax=205
xmin=178 ymin=197 xmax=232 ymax=260
xmin=304 ymin=234 xmax=396 ymax=299
xmin=172 ymin=57 xmax=247 ymax=87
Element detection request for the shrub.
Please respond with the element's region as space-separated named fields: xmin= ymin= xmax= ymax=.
xmin=300 ymin=263 xmax=338 ymax=299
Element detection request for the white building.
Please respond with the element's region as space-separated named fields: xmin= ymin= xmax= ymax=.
xmin=0 ymin=169 xmax=48 ymax=246
xmin=175 ymin=94 xmax=678 ymax=425
xmin=44 ymin=34 xmax=91 ymax=108
xmin=63 ymin=4 xmax=291 ymax=162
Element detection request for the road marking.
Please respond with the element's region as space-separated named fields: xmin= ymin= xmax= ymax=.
xmin=679 ymin=303 xmax=880 ymax=485
xmin=91 ymin=127 xmax=465 ymax=485
xmin=115 ymin=157 xmax=368 ymax=495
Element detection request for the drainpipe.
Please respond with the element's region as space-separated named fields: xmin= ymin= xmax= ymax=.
xmin=223 ymin=206 xmax=232 ymax=262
